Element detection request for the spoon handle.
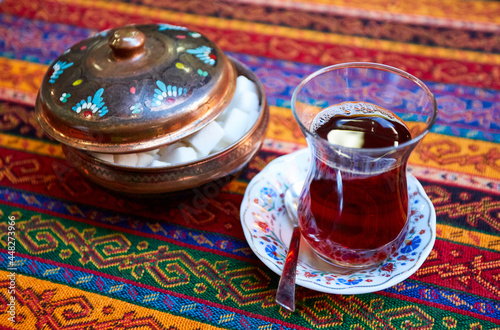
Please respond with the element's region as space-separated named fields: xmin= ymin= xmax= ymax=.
xmin=275 ymin=226 xmax=301 ymax=312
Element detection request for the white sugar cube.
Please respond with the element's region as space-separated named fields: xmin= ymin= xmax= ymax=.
xmin=236 ymin=90 xmax=259 ymax=114
xmin=217 ymin=104 xmax=233 ymax=122
xmin=185 ymin=121 xmax=225 ymax=156
xmin=218 ymin=76 xmax=258 ymax=121
xmin=245 ymin=110 xmax=260 ymax=132
xmin=92 ymin=152 xmax=114 ymax=163
xmin=158 ymin=142 xmax=186 ymax=157
xmin=221 ymin=107 xmax=250 ymax=144
xmin=221 ymin=90 xmax=259 ymax=120
xmin=149 ymin=160 xmax=171 ymax=167
xmin=236 ymin=75 xmax=258 ymax=96
xmin=211 ymin=139 xmax=231 ymax=153
xmin=145 ymin=149 xmax=159 ymax=156
xmin=136 ymin=152 xmax=156 ymax=167
xmin=114 ymin=153 xmax=139 ymax=166
xmin=159 ymin=146 xmax=198 ymax=164
xmin=327 ymin=130 xmax=365 ymax=148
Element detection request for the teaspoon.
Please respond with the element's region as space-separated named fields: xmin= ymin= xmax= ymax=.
xmin=275 ymin=180 xmax=303 ymax=312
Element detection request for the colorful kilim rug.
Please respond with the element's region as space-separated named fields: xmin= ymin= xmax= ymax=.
xmin=1 ymin=0 xmax=500 ymax=329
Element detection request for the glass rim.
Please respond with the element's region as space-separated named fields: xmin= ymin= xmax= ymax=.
xmin=291 ymin=62 xmax=438 ymax=153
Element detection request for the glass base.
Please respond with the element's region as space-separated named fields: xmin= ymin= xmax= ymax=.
xmin=301 ymin=211 xmax=411 ymax=271
xmin=313 ymin=249 xmax=385 ymax=270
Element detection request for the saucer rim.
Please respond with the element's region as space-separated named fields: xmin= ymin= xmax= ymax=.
xmin=240 ymin=148 xmax=437 ymax=294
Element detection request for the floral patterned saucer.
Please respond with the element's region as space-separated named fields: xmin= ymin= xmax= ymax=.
xmin=240 ymin=148 xmax=436 ymax=294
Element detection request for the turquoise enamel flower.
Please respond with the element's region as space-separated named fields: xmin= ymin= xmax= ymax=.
xmin=151 ymin=80 xmax=186 ymax=107
xmin=187 ymin=46 xmax=216 ymax=66
xmin=158 ymin=23 xmax=188 ymax=31
xmin=71 ymin=88 xmax=109 ymax=118
xmin=49 ymin=61 xmax=73 ymax=83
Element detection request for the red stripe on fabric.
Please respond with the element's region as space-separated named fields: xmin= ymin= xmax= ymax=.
xmin=0 ymin=147 xmax=247 ymax=240
xmin=377 ymin=289 xmax=500 ymax=325
xmin=0 ymin=199 xmax=258 ymax=263
xmin=0 ymin=325 xmax=16 ymax=330
xmin=410 ymin=239 xmax=500 ymax=301
xmin=2 ymin=0 xmax=500 ymax=89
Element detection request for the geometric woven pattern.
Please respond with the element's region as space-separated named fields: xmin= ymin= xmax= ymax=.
xmin=0 ymin=0 xmax=499 ymax=329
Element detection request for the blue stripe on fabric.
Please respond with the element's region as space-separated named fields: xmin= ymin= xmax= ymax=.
xmin=0 ymin=13 xmax=94 ymax=65
xmin=0 ymin=187 xmax=255 ymax=259
xmin=0 ymin=253 xmax=290 ymax=330
xmin=227 ymin=52 xmax=500 ymax=143
xmin=384 ymin=283 xmax=500 ymax=318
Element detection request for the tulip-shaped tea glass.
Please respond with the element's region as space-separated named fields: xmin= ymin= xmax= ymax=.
xmin=291 ymin=62 xmax=437 ymax=269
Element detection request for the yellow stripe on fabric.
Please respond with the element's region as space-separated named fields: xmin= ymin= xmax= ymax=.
xmin=0 ymin=272 xmax=225 ymax=329
xmin=267 ymin=106 xmax=306 ymax=145
xmin=48 ymin=0 xmax=500 ymax=65
xmin=222 ymin=180 xmax=249 ymax=195
xmin=267 ymin=106 xmax=500 ymax=179
xmin=437 ymin=224 xmax=500 ymax=252
xmin=0 ymin=57 xmax=46 ymax=98
xmin=0 ymin=133 xmax=64 ymax=158
xmin=411 ymin=133 xmax=500 ymax=179
xmin=282 ymin=0 xmax=500 ymax=25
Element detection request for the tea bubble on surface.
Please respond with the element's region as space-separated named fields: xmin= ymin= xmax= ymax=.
xmin=149 ymin=160 xmax=171 ymax=167
xmin=327 ymin=130 xmax=365 ymax=148
xmin=221 ymin=107 xmax=250 ymax=144
xmin=92 ymin=152 xmax=114 ymax=163
xmin=136 ymin=152 xmax=156 ymax=167
xmin=159 ymin=146 xmax=198 ymax=164
xmin=185 ymin=121 xmax=225 ymax=156
xmin=114 ymin=153 xmax=139 ymax=166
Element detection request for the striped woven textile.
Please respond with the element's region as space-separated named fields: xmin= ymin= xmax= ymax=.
xmin=1 ymin=0 xmax=500 ymax=329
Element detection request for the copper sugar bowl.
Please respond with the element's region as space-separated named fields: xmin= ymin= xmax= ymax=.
xmin=36 ymin=24 xmax=269 ymax=194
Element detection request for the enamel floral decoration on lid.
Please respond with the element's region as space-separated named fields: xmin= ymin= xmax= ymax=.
xmin=36 ymin=24 xmax=237 ymax=153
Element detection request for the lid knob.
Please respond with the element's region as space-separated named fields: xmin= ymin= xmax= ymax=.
xmin=108 ymin=27 xmax=146 ymax=60
xmin=36 ymin=24 xmax=237 ymax=153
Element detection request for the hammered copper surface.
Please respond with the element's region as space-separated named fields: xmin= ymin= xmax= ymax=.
xmin=36 ymin=24 xmax=236 ymax=153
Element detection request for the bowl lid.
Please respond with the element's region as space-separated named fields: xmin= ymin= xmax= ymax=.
xmin=36 ymin=24 xmax=236 ymax=153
